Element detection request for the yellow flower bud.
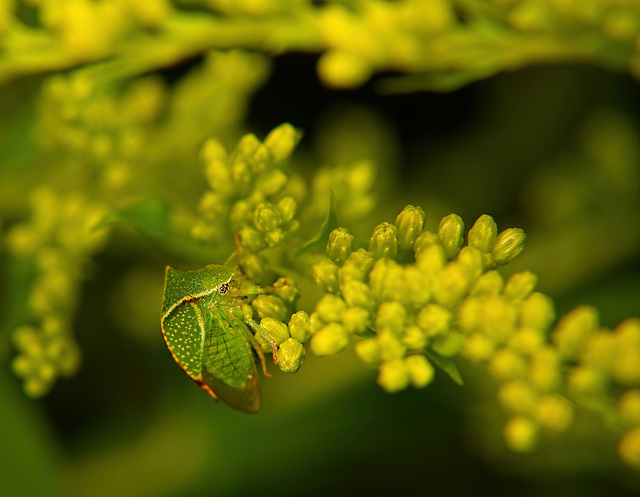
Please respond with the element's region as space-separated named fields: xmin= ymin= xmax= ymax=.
xmin=24 ymin=377 xmax=51 ymax=398
xmin=402 ymin=325 xmax=428 ymax=351
xmin=369 ymin=258 xmax=403 ymax=302
xmin=405 ymin=355 xmax=435 ymax=388
xmin=326 ymin=227 xmax=355 ymax=265
xmin=312 ymin=259 xmax=339 ymax=294
xmin=471 ymin=271 xmax=504 ymax=296
xmin=432 ymin=262 xmax=472 ymax=308
xmin=230 ymin=200 xmax=254 ymax=231
xmin=568 ymin=366 xmax=605 ymax=396
xmin=341 ymin=307 xmax=371 ymax=335
xmin=340 ymin=279 xmax=375 ymax=312
xmin=276 ymin=338 xmax=305 ymax=374
xmin=415 ymin=244 xmax=446 ymax=274
xmin=581 ymin=331 xmax=616 ymax=372
xmin=235 ymin=133 xmax=261 ymax=160
xmin=277 ymin=197 xmax=297 ymax=224
xmin=529 ymin=347 xmax=561 ymax=392
xmin=338 ymin=248 xmax=375 ymax=284
xmin=618 ymin=427 xmax=640 ymax=469
xmin=288 ymin=311 xmax=311 ymax=343
xmin=488 ymin=348 xmax=527 ymax=380
xmin=239 ymin=227 xmax=266 ymax=252
xmin=253 ymin=202 xmax=283 ymax=232
xmin=368 ymin=222 xmax=398 ymax=260
xmin=458 ymin=297 xmax=481 ymax=333
xmin=498 ymin=380 xmax=537 ymax=413
xmin=478 ymin=295 xmax=518 ymax=343
xmin=259 ymin=318 xmax=290 ymax=345
xmin=205 ymin=159 xmax=233 ymax=199
xmin=263 ymin=123 xmax=301 ymax=163
xmin=377 ymin=329 xmax=407 ymax=362
xmin=535 ymin=395 xmax=573 ymax=431
xmin=492 ymin=228 xmax=526 ymax=265
xmin=201 ymin=138 xmax=227 ymax=163
xmin=310 ymin=323 xmax=349 ymax=356
xmin=377 ymin=359 xmax=410 ymax=393
xmin=315 ymin=295 xmax=347 ymax=323
xmin=456 ymin=246 xmax=483 ymax=282
xmin=417 ymin=304 xmax=451 ymax=337
xmin=11 ymin=354 xmax=33 ymax=378
xmin=519 ymin=292 xmax=555 ymax=331
xmin=398 ymin=265 xmax=431 ymax=309
xmin=462 ymin=333 xmax=496 ymax=361
xmin=394 ymin=205 xmax=425 ymax=251
xmin=508 ymin=327 xmax=544 ymax=355
xmin=468 ymin=214 xmax=497 ymax=253
xmin=375 ymin=301 xmax=406 ymax=336
xmin=619 ymin=389 xmax=640 ymax=425
xmin=256 ymin=169 xmax=288 ymax=197
xmin=318 ymin=50 xmax=372 ymax=89
xmin=437 ymin=214 xmax=464 ymax=259
xmin=251 ymin=294 xmax=288 ymax=322
xmin=355 ymin=338 xmax=381 ymax=365
xmin=504 ymin=416 xmax=538 ymax=452
xmin=414 ymin=231 xmax=441 ymax=256
xmin=612 ymin=319 xmax=640 ymax=385
xmin=503 ymin=271 xmax=537 ymax=302
xmin=552 ymin=306 xmax=598 ymax=360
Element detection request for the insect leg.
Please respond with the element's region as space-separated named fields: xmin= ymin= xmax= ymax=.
xmin=265 ymin=279 xmax=289 ymax=293
xmin=250 ymin=340 xmax=272 ymax=377
xmin=223 ymin=232 xmax=243 ymax=266
xmin=244 ymin=316 xmax=280 ymax=365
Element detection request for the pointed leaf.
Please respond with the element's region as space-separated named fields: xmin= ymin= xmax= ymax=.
xmin=294 ymin=192 xmax=338 ymax=256
xmin=99 ymin=199 xmax=170 ymax=240
xmin=424 ymin=349 xmax=464 ymax=386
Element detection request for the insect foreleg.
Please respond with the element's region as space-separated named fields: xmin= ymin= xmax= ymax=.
xmin=245 ymin=316 xmax=280 ymax=365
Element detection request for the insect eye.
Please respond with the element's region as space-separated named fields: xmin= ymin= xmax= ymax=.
xmin=219 ymin=283 xmax=229 ymax=295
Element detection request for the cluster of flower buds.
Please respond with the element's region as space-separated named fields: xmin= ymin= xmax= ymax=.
xmin=6 ymin=187 xmax=109 ymax=396
xmin=192 ymin=124 xmax=304 ymax=284
xmin=247 ymin=277 xmax=306 ymax=374
xmin=303 ymin=204 xmax=639 ymax=468
xmin=307 ymin=206 xmax=528 ymax=391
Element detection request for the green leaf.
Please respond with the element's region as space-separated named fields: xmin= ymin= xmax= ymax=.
xmin=99 ymin=198 xmax=171 ymax=241
xmin=294 ymin=192 xmax=338 ymax=256
xmin=100 ymin=199 xmax=229 ymax=262
xmin=424 ymin=349 xmax=464 ymax=386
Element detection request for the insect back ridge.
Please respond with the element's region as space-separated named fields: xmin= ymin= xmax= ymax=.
xmin=162 ymin=264 xmax=236 ymax=317
xmin=161 ymin=264 xmax=268 ymax=413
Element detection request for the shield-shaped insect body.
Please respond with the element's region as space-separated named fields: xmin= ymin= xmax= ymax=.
xmin=161 ymin=264 xmax=267 ymax=413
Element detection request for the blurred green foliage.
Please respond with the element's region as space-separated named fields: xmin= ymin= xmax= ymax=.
xmin=0 ymin=1 xmax=639 ymax=496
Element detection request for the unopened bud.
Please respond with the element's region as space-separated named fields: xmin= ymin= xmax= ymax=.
xmin=468 ymin=214 xmax=497 ymax=253
xmin=326 ymin=228 xmax=355 ymax=265
xmin=394 ymin=205 xmax=425 ymax=251
xmin=368 ymin=222 xmax=398 ymax=259
xmin=492 ymin=228 xmax=526 ymax=265
xmin=264 ymin=123 xmax=301 ymax=163
xmin=253 ymin=202 xmax=283 ymax=232
xmin=276 ymin=338 xmax=306 ymax=373
xmin=437 ymin=214 xmax=465 ymax=259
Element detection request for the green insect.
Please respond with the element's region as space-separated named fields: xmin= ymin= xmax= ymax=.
xmin=161 ymin=264 xmax=278 ymax=413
